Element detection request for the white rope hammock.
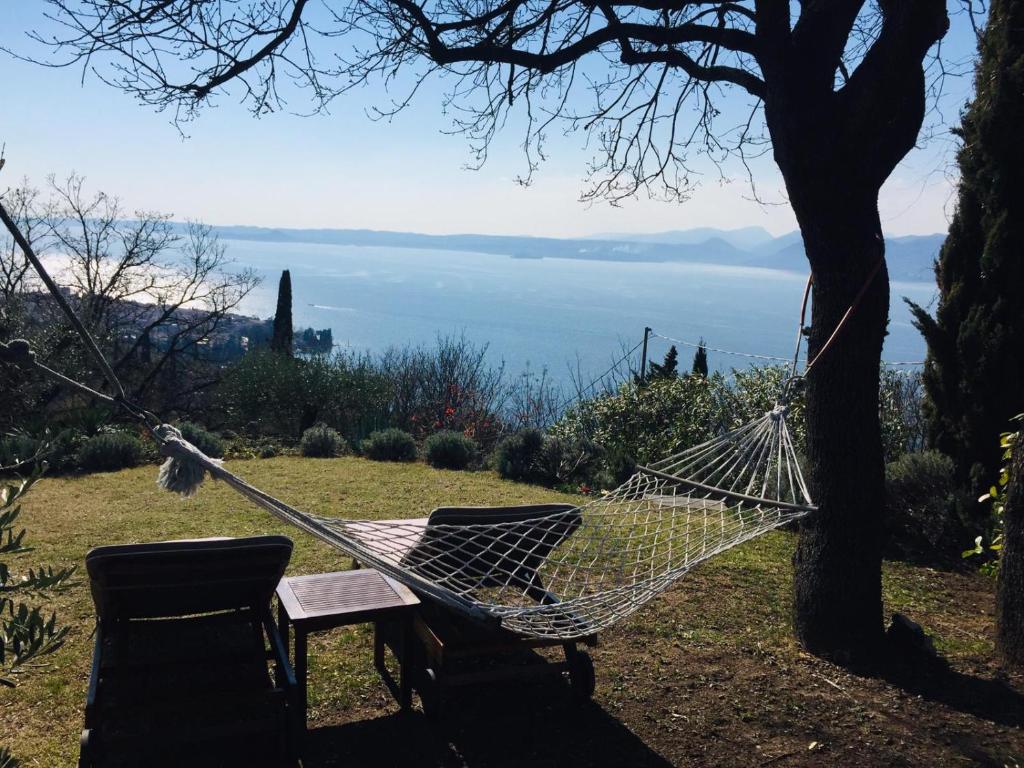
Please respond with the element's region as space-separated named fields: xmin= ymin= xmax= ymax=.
xmin=154 ymin=401 xmax=813 ymax=640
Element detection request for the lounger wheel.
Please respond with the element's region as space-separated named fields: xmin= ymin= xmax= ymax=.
xmin=420 ymin=667 xmax=443 ymax=718
xmin=566 ymin=649 xmax=595 ymax=701
xmin=78 ymin=728 xmax=96 ymax=768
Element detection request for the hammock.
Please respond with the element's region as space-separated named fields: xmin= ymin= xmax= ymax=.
xmin=151 ymin=403 xmax=812 ymax=640
xmin=0 ymin=202 xmax=818 ymax=641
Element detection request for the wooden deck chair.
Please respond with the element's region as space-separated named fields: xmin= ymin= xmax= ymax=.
xmin=79 ymin=536 xmax=299 ymax=768
xmin=364 ymin=504 xmax=597 ymax=715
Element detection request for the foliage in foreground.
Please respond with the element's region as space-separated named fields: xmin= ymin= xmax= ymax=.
xmin=965 ymin=415 xmax=1022 ymax=574
xmin=1 ymin=465 xmax=75 ymax=692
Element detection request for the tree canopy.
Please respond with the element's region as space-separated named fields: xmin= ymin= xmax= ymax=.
xmin=35 ymin=1 xmax=950 ymax=204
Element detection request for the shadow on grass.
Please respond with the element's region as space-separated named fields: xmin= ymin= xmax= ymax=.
xmin=304 ymin=685 xmax=672 ymax=768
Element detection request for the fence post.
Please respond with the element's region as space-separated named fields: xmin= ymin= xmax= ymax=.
xmin=639 ymin=327 xmax=652 ymax=383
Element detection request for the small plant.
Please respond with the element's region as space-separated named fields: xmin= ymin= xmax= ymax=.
xmin=965 ymin=415 xmax=1022 ymax=573
xmin=492 ymin=428 xmax=545 ymax=482
xmin=362 ymin=428 xmax=417 ymax=462
xmin=259 ymin=443 xmax=280 ymax=459
xmin=1 ymin=466 xmax=75 ymax=688
xmin=76 ymin=432 xmax=143 ymax=473
xmin=424 ymin=431 xmax=477 ymax=470
xmin=300 ymin=424 xmax=345 ymax=458
xmin=178 ymin=422 xmax=225 ymax=459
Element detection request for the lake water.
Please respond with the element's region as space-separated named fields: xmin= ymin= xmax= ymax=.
xmin=228 ymin=239 xmax=936 ymax=388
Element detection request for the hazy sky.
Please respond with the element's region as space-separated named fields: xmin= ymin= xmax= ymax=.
xmin=0 ymin=3 xmax=980 ymax=238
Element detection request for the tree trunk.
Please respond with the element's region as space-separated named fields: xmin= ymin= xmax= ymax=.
xmin=790 ymin=196 xmax=890 ymax=664
xmin=998 ymin=438 xmax=1024 ymax=668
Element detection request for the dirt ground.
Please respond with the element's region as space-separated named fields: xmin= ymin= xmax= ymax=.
xmin=304 ymin=566 xmax=1024 ymax=768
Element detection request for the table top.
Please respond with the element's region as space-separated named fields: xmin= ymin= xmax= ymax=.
xmin=277 ymin=569 xmax=420 ymax=627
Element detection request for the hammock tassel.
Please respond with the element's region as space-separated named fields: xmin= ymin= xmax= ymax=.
xmin=154 ymin=424 xmax=222 ymax=497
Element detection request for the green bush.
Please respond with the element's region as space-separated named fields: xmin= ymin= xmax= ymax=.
xmin=0 ymin=434 xmax=41 ymax=468
xmin=217 ymin=350 xmax=390 ymax=441
xmin=362 ymin=428 xmax=417 ymax=462
xmin=178 ymin=422 xmax=225 ymax=459
xmin=77 ymin=432 xmax=143 ymax=473
xmin=258 ymin=443 xmax=280 ymax=459
xmin=1 ymin=430 xmax=84 ymax=475
xmin=493 ymin=428 xmax=545 ymax=482
xmin=885 ymin=450 xmax=969 ymax=567
xmin=552 ymin=376 xmax=724 ymax=468
xmin=300 ymin=424 xmax=345 ymax=458
xmin=424 ymin=431 xmax=477 ymax=470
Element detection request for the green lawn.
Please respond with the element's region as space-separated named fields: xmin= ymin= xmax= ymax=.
xmin=3 ymin=456 xmax=1021 ymax=767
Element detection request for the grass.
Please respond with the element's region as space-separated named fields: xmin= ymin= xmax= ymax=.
xmin=2 ymin=456 xmax=1021 ymax=767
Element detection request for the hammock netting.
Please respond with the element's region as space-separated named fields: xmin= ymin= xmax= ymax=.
xmin=158 ymin=403 xmax=814 ymax=641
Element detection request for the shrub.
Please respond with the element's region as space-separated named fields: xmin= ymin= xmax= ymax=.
xmin=493 ymin=428 xmax=545 ymax=482
xmin=538 ymin=434 xmax=606 ymax=487
xmin=218 ymin=349 xmax=390 ymax=441
xmin=885 ymin=450 xmax=969 ymax=567
xmin=590 ymin=446 xmax=637 ymax=491
xmin=424 ymin=431 xmax=477 ymax=470
xmin=379 ymin=333 xmax=506 ymax=450
xmin=77 ymin=432 xmax=143 ymax=473
xmin=362 ymin=428 xmax=417 ymax=462
xmin=0 ymin=430 xmax=83 ymax=475
xmin=0 ymin=434 xmax=41 ymax=468
xmin=259 ymin=443 xmax=280 ymax=459
xmin=300 ymin=424 xmax=345 ymax=458
xmin=178 ymin=422 xmax=225 ymax=459
xmin=552 ymin=376 xmax=724 ymax=468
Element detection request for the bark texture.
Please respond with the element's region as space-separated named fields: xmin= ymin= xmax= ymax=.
xmin=998 ymin=442 xmax=1024 ymax=668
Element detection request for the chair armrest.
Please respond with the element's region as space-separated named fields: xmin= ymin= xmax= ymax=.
xmin=261 ymin=608 xmax=297 ymax=689
xmin=83 ymin=622 xmax=103 ymax=727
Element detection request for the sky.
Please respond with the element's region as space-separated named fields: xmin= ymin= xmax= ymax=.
xmin=0 ymin=3 xmax=981 ymax=239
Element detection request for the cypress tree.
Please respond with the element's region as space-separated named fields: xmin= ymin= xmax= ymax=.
xmin=907 ymin=0 xmax=1024 ymax=527
xmin=648 ymin=345 xmax=679 ymax=380
xmin=691 ymin=340 xmax=709 ymax=378
xmin=271 ymin=269 xmax=294 ymax=356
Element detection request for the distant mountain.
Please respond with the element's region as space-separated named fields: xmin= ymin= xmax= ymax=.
xmin=729 ymin=232 xmax=942 ymax=281
xmin=208 ymin=224 xmax=942 ymax=282
xmin=588 ymin=226 xmax=775 ymax=250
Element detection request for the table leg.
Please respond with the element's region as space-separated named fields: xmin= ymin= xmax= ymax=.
xmin=373 ymin=623 xmax=386 ymax=671
xmin=399 ymin=617 xmax=413 ymax=711
xmin=295 ymin=628 xmax=308 ymax=732
xmin=275 ymin=603 xmax=290 ymax=689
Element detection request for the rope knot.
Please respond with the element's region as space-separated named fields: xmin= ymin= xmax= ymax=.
xmin=154 ymin=423 xmax=223 ymax=498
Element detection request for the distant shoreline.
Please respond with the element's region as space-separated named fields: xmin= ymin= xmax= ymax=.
xmin=199 ymin=223 xmax=943 ymax=283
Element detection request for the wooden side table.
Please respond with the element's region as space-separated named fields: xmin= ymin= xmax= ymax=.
xmin=275 ymin=569 xmax=420 ymax=735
